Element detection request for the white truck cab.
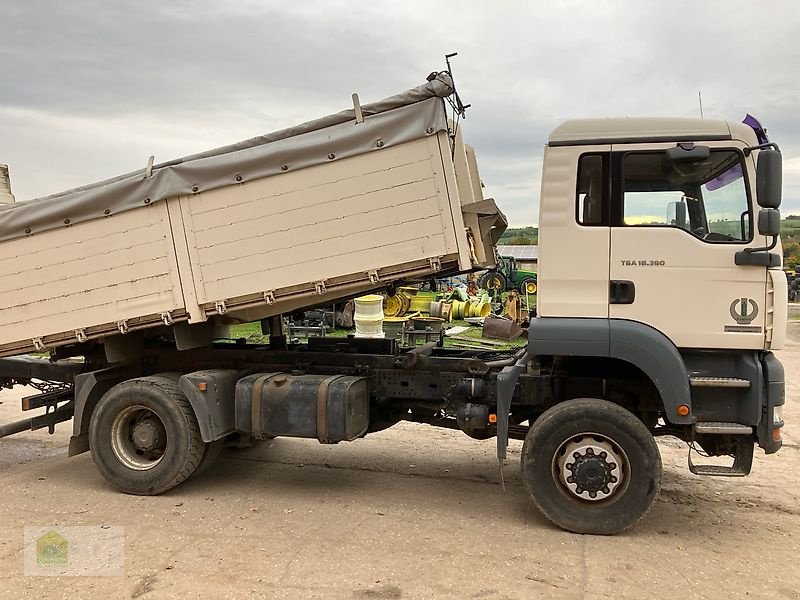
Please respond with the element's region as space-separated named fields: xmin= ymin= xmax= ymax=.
xmin=498 ymin=116 xmax=786 ymax=512
xmin=485 ymin=117 xmax=786 ymax=533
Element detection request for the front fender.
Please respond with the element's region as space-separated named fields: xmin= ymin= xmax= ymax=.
xmin=528 ymin=318 xmax=692 ymax=424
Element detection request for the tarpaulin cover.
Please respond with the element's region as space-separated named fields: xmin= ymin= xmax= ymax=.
xmin=0 ymin=73 xmax=454 ymax=243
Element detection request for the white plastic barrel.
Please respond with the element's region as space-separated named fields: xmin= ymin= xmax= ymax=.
xmin=354 ymin=294 xmax=385 ymax=338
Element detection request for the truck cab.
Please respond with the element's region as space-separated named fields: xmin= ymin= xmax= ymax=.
xmin=522 ymin=117 xmax=784 ymax=471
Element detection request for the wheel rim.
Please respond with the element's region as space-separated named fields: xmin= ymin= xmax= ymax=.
xmin=487 ymin=276 xmax=501 ymax=290
xmin=110 ymin=405 xmax=168 ymax=471
xmin=553 ymin=432 xmax=628 ymax=502
xmin=525 ymin=281 xmax=537 ymax=294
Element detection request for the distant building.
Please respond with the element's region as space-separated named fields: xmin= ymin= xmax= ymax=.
xmin=496 ymin=244 xmax=538 ymax=271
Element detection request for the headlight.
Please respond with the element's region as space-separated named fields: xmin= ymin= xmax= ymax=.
xmin=774 ymin=405 xmax=784 ymax=424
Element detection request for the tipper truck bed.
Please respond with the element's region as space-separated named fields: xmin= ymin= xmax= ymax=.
xmin=0 ymin=72 xmax=504 ymax=358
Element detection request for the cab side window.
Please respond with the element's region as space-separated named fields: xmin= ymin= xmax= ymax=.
xmin=576 ymin=154 xmax=607 ymax=226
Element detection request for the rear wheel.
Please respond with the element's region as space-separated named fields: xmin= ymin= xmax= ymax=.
xmin=89 ymin=376 xmax=205 ymax=495
xmin=520 ymin=398 xmax=661 ymax=535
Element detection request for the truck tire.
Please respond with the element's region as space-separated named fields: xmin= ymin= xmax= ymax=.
xmin=520 ymin=398 xmax=661 ymax=535
xmin=519 ymin=277 xmax=537 ymax=295
xmin=89 ymin=375 xmax=205 ymax=495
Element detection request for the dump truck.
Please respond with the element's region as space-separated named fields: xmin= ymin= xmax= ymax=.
xmin=0 ymin=67 xmax=786 ymax=535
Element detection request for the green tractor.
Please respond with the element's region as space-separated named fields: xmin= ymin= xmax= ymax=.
xmin=478 ymin=255 xmax=537 ymax=295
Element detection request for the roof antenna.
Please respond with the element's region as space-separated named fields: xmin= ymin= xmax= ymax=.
xmin=698 ymin=91 xmax=704 ymax=119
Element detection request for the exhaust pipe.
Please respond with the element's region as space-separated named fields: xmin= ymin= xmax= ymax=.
xmin=0 ymin=164 xmax=15 ymax=204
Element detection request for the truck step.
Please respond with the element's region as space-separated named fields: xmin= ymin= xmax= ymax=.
xmin=688 ymin=463 xmax=750 ymax=477
xmin=689 ymin=376 xmax=751 ymax=388
xmin=693 ymin=422 xmax=753 ymax=435
xmin=688 ymin=433 xmax=754 ymax=477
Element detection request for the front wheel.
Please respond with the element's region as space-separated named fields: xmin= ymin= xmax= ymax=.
xmin=520 ymin=398 xmax=662 ymax=535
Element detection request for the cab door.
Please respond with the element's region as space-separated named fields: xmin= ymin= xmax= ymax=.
xmin=608 ymin=143 xmax=767 ymax=350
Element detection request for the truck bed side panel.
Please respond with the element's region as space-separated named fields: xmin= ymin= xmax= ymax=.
xmin=0 ymin=204 xmax=184 ymax=354
xmin=179 ymin=138 xmax=461 ymax=313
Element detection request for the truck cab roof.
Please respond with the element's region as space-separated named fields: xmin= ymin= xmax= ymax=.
xmin=548 ymin=117 xmax=758 ymax=147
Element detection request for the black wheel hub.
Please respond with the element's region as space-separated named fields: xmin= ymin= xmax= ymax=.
xmin=556 ymin=434 xmax=625 ymax=501
xmin=570 ymin=451 xmax=613 ymax=494
xmin=132 ymin=419 xmax=162 ymax=451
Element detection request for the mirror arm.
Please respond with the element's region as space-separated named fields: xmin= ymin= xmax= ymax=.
xmin=744 ymin=142 xmax=781 ymax=156
xmin=744 ymin=235 xmax=779 ymax=254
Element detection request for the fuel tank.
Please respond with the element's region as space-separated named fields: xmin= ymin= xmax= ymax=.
xmin=235 ymin=373 xmax=369 ymax=443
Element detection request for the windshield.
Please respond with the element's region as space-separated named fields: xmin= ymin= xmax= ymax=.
xmin=622 ymin=149 xmax=751 ymax=242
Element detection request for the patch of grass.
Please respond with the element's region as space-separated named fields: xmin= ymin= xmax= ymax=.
xmin=228 ymin=322 xmax=262 ymax=338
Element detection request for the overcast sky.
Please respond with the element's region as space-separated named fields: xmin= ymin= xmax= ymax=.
xmin=1 ymin=0 xmax=799 ymax=225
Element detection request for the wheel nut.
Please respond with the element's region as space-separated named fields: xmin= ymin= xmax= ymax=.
xmin=610 ymin=476 xmax=618 ymax=483
xmin=599 ymin=451 xmax=607 ymax=459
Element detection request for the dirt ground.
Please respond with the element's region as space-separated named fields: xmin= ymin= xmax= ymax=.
xmin=2 ymin=330 xmax=800 ymax=600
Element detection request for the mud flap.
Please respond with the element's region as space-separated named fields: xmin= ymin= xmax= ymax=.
xmin=495 ymin=352 xmax=531 ymax=488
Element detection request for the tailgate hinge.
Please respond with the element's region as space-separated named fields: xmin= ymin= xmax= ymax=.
xmin=368 ymin=270 xmax=380 ymax=284
xmin=315 ymin=280 xmax=327 ymax=295
xmin=263 ymin=291 xmax=276 ymax=305
xmin=117 ymin=320 xmax=129 ymax=334
xmin=74 ymin=329 xmax=88 ymax=343
xmin=429 ymin=257 xmax=442 ymax=272
xmin=214 ymin=301 xmax=227 ymax=315
xmin=32 ymin=337 xmax=45 ymax=351
xmin=160 ymin=311 xmax=175 ymax=325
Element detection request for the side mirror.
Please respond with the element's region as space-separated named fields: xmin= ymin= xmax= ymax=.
xmin=758 ymin=208 xmax=780 ymax=236
xmin=756 ymin=149 xmax=782 ymax=208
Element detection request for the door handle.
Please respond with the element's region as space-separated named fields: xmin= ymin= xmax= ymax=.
xmin=610 ymin=280 xmax=635 ymax=304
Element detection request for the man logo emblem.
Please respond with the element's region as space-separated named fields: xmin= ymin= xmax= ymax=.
xmin=729 ymin=298 xmax=758 ymax=325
